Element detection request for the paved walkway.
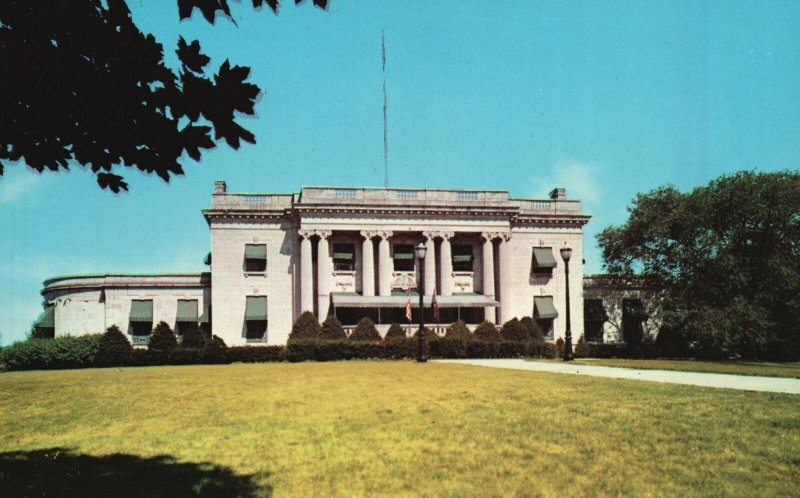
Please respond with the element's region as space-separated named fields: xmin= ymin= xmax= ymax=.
xmin=435 ymin=359 xmax=800 ymax=394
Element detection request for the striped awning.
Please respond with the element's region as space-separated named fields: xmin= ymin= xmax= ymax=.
xmin=534 ymin=296 xmax=558 ymax=319
xmin=532 ymin=247 xmax=557 ymax=269
xmin=33 ymin=306 xmax=55 ymax=328
xmin=245 ymin=296 xmax=268 ymax=320
xmin=129 ymin=300 xmax=153 ymax=322
xmin=176 ymin=300 xmax=199 ymax=321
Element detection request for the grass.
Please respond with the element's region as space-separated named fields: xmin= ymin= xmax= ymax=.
xmin=568 ymin=358 xmax=800 ymax=378
xmin=1 ymin=362 xmax=798 ymax=497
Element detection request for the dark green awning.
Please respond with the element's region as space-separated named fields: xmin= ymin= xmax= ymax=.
xmin=394 ymin=253 xmax=414 ymax=260
xmin=176 ymin=300 xmax=199 ymax=321
xmin=532 ymin=247 xmax=557 ymax=269
xmin=245 ymin=296 xmax=268 ymax=320
xmin=333 ymin=252 xmax=354 ymax=260
xmin=34 ymin=306 xmax=55 ymax=328
xmin=129 ymin=300 xmax=153 ymax=322
xmin=453 ymin=254 xmax=472 ymax=263
xmin=199 ymin=306 xmax=210 ymax=324
xmin=534 ymin=296 xmax=559 ymax=320
xmin=203 ymin=252 xmax=212 ymax=265
xmin=245 ymin=244 xmax=267 ymax=260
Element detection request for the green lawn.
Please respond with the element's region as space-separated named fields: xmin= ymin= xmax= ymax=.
xmin=570 ymin=358 xmax=800 ymax=378
xmin=1 ymin=362 xmax=798 ymax=497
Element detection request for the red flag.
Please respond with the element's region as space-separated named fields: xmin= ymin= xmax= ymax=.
xmin=431 ymin=283 xmax=440 ymax=324
xmin=405 ymin=288 xmax=412 ymax=322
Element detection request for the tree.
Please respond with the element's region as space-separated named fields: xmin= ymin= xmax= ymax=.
xmin=0 ymin=0 xmax=325 ymax=191
xmin=598 ymin=170 xmax=800 ymax=360
xmin=349 ymin=318 xmax=381 ymax=342
xmin=289 ymin=311 xmax=322 ymax=340
xmin=148 ymin=321 xmax=178 ymax=351
xmin=320 ymin=315 xmax=346 ymax=340
xmin=97 ymin=325 xmax=133 ymax=366
xmin=180 ymin=322 xmax=207 ymax=348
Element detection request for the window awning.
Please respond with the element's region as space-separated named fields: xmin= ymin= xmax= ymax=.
xmin=331 ymin=293 xmax=499 ymax=308
xmin=584 ymin=299 xmax=608 ymax=323
xmin=199 ymin=306 xmax=210 ymax=324
xmin=34 ymin=306 xmax=55 ymax=329
xmin=245 ymin=244 xmax=267 ymax=260
xmin=333 ymin=252 xmax=354 ymax=260
xmin=245 ymin=296 xmax=268 ymax=320
xmin=176 ymin=300 xmax=199 ymax=321
xmin=453 ymin=255 xmax=472 ymax=263
xmin=532 ymin=247 xmax=557 ymax=269
xmin=394 ymin=253 xmax=413 ymax=260
xmin=534 ymin=296 xmax=558 ymax=319
xmin=129 ymin=300 xmax=153 ymax=322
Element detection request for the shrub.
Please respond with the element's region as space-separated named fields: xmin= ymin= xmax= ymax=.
xmin=289 ymin=311 xmax=322 ymax=340
xmin=445 ymin=320 xmax=472 ymax=340
xmin=384 ymin=322 xmax=408 ymax=340
xmin=148 ymin=322 xmax=177 ymax=351
xmin=0 ymin=335 xmax=102 ymax=371
xmin=574 ymin=335 xmax=590 ymax=358
xmin=501 ymin=318 xmax=525 ymax=341
xmin=320 ymin=315 xmax=346 ymax=340
xmin=202 ymin=335 xmax=228 ymax=363
xmin=97 ymin=325 xmax=132 ymax=367
xmin=349 ymin=317 xmax=381 ymax=341
xmin=180 ymin=322 xmax=207 ymax=348
xmin=556 ymin=337 xmax=565 ymax=358
xmin=412 ymin=326 xmax=439 ymax=342
xmin=473 ymin=321 xmax=501 ymax=342
xmin=227 ymin=346 xmax=285 ymax=363
xmin=520 ymin=316 xmax=544 ymax=343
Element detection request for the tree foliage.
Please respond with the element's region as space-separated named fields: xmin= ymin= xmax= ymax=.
xmin=320 ymin=315 xmax=346 ymax=340
xmin=148 ymin=322 xmax=178 ymax=351
xmin=598 ymin=170 xmax=800 ymax=360
xmin=0 ymin=1 xmax=288 ymax=191
xmin=178 ymin=0 xmax=327 ymax=24
xmin=349 ymin=318 xmax=381 ymax=342
xmin=289 ymin=311 xmax=322 ymax=340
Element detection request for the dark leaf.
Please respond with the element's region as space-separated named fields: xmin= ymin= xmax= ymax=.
xmin=96 ymin=173 xmax=129 ymax=193
xmin=176 ymin=37 xmax=211 ymax=74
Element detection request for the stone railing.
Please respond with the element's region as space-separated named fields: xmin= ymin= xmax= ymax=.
xmin=513 ymin=199 xmax=582 ymax=214
xmin=299 ymin=187 xmax=510 ymax=207
xmin=131 ymin=335 xmax=150 ymax=346
xmin=210 ymin=193 xmax=294 ymax=210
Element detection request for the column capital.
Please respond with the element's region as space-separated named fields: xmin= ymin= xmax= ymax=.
xmin=422 ymin=230 xmax=436 ymax=241
xmin=376 ymin=230 xmax=393 ymax=240
xmin=482 ymin=231 xmax=511 ymax=242
xmin=299 ymin=228 xmax=332 ymax=239
xmin=360 ymin=230 xmax=377 ymax=239
xmin=298 ymin=229 xmax=314 ymax=239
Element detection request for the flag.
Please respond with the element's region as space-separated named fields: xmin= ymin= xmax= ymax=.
xmin=431 ymin=283 xmax=440 ymax=324
xmin=405 ymin=288 xmax=412 ymax=322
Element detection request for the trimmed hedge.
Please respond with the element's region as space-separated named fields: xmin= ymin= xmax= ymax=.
xmin=320 ymin=315 xmax=346 ymax=340
xmin=228 ymin=345 xmax=285 ymax=363
xmin=474 ymin=321 xmax=501 ymax=342
xmin=0 ymin=335 xmax=102 ymax=370
xmin=501 ymin=318 xmax=525 ymax=341
xmin=384 ymin=323 xmax=408 ymax=340
xmin=289 ymin=311 xmax=322 ymax=340
xmin=97 ymin=325 xmax=133 ymax=367
xmin=349 ymin=318 xmax=381 ymax=342
xmin=149 ymin=322 xmax=178 ymax=351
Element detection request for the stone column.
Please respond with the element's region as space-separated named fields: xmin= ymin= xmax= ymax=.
xmin=439 ymin=232 xmax=454 ymax=296
xmin=299 ymin=230 xmax=314 ymax=313
xmin=422 ymin=231 xmax=436 ymax=296
xmin=496 ymin=233 xmax=512 ymax=323
xmin=317 ymin=230 xmax=332 ymax=319
xmin=481 ymin=232 xmax=496 ymax=323
xmin=377 ymin=231 xmax=393 ymax=297
xmin=360 ymin=231 xmax=375 ymax=297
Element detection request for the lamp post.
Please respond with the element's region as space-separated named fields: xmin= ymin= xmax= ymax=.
xmin=560 ymin=245 xmax=573 ymax=361
xmin=415 ymin=242 xmax=427 ymax=363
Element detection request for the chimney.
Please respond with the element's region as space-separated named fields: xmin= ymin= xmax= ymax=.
xmin=214 ymin=180 xmax=227 ymax=194
xmin=549 ymin=188 xmax=566 ymax=200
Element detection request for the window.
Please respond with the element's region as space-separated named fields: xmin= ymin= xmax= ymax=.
xmin=583 ymin=299 xmax=607 ymax=343
xmin=393 ymin=244 xmax=415 ymax=271
xmin=622 ymin=299 xmax=647 ymax=344
xmin=534 ymin=296 xmax=558 ymax=340
xmin=452 ymin=244 xmax=474 ymax=272
xmin=245 ymin=296 xmax=268 ymax=342
xmin=531 ymin=247 xmax=557 ymax=275
xmin=333 ymin=243 xmax=356 ymax=272
xmin=175 ymin=299 xmax=199 ymax=335
xmin=244 ymin=244 xmax=267 ymax=273
xmin=129 ymin=300 xmax=153 ymax=337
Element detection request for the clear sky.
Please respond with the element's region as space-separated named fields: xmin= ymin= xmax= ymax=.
xmin=1 ymin=0 xmax=798 ymax=345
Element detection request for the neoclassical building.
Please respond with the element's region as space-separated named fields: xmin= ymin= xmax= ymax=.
xmin=36 ymin=182 xmax=591 ymax=346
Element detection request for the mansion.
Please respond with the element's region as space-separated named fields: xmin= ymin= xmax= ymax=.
xmin=35 ymin=182 xmax=595 ymax=346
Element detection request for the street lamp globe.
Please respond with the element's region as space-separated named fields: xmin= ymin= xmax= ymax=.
xmin=560 ymin=246 xmax=572 ymax=262
xmin=415 ymin=242 xmax=427 ymax=261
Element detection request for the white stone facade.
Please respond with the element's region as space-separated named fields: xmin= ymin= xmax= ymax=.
xmin=39 ymin=183 xmax=590 ymax=346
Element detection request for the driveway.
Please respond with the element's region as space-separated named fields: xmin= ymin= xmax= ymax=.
xmin=435 ymin=359 xmax=800 ymax=394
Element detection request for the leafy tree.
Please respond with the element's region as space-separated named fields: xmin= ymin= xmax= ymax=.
xmin=289 ymin=311 xmax=322 ymax=340
xmin=320 ymin=315 xmax=346 ymax=340
xmin=148 ymin=322 xmax=178 ymax=351
xmin=0 ymin=0 xmax=325 ymax=191
xmin=97 ymin=325 xmax=133 ymax=366
xmin=598 ymin=170 xmax=800 ymax=360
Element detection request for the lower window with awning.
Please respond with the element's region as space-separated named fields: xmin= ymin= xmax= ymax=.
xmin=531 ymin=247 xmax=557 ymax=275
xmin=175 ymin=299 xmax=199 ymax=335
xmin=533 ymin=296 xmax=558 ymax=339
xmin=245 ymin=296 xmax=268 ymax=341
xmin=129 ymin=300 xmax=153 ymax=337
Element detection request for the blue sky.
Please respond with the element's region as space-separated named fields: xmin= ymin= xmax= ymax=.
xmin=1 ymin=0 xmax=798 ymax=345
